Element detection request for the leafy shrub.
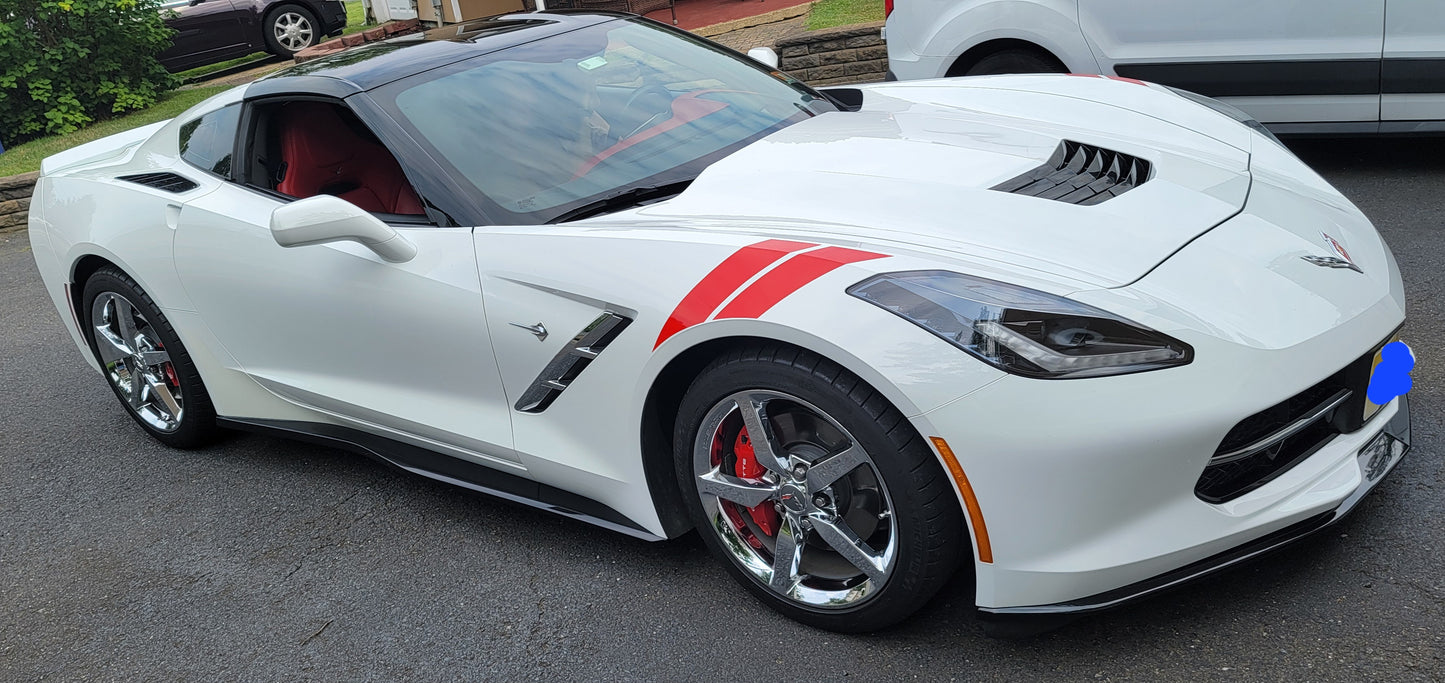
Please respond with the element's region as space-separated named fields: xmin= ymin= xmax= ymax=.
xmin=0 ymin=0 xmax=178 ymax=148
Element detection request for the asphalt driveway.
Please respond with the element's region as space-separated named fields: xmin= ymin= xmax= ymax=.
xmin=1 ymin=137 xmax=1441 ymax=681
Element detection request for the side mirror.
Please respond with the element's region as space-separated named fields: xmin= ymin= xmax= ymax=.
xmin=747 ymin=47 xmax=780 ymax=69
xmin=269 ymin=195 xmax=417 ymax=263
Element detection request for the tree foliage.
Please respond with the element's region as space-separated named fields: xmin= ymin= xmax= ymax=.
xmin=0 ymin=0 xmax=178 ymax=148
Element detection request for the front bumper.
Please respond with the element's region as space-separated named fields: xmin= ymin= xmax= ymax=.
xmin=975 ymin=394 xmax=1411 ymax=637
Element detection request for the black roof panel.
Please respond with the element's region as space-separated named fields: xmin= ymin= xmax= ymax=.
xmin=251 ymin=11 xmax=630 ymax=96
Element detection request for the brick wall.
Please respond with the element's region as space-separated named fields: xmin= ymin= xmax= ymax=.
xmin=775 ymin=22 xmax=887 ymax=87
xmin=295 ymin=19 xmax=422 ymax=63
xmin=0 ymin=172 xmax=37 ymax=232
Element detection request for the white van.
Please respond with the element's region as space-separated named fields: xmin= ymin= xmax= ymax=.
xmin=883 ymin=0 xmax=1445 ymax=134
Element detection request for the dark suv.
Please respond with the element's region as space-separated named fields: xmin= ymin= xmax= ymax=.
xmin=159 ymin=0 xmax=348 ymax=72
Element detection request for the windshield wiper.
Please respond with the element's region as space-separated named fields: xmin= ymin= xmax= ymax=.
xmin=548 ymin=180 xmax=694 ymax=223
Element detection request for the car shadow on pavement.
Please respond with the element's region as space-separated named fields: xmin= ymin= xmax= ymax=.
xmin=216 ymin=426 xmax=1411 ymax=647
xmin=214 ymin=428 xmax=703 ymax=554
xmin=878 ymin=494 xmax=1403 ymax=646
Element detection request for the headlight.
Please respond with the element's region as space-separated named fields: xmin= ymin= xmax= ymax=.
xmin=1166 ymin=86 xmax=1287 ymax=148
xmin=848 ymin=271 xmax=1193 ymax=379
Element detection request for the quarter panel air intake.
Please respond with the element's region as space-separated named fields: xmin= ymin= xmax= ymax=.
xmin=116 ymin=172 xmax=199 ymax=194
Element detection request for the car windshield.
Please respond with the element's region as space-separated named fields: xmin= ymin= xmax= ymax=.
xmin=379 ymin=18 xmax=834 ymax=224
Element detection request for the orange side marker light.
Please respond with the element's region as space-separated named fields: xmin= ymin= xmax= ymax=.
xmin=929 ymin=436 xmax=993 ymax=564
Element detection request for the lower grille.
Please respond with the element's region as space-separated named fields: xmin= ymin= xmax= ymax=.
xmin=1196 ymin=341 xmax=1387 ymax=503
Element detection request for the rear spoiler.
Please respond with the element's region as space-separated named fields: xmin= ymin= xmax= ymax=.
xmin=39 ymin=119 xmax=171 ymax=177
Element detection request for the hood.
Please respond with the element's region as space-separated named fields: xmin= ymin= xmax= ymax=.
xmin=638 ymin=76 xmax=1253 ymax=289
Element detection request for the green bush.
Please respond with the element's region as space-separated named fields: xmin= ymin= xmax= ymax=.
xmin=0 ymin=0 xmax=178 ymax=148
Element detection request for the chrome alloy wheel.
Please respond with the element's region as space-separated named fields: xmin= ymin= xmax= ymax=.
xmin=273 ymin=12 xmax=314 ymax=52
xmin=692 ymin=390 xmax=898 ymax=608
xmin=90 ymin=292 xmax=183 ymax=432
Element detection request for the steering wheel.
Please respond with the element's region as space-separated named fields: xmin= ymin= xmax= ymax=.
xmin=621 ymin=84 xmax=675 ymax=138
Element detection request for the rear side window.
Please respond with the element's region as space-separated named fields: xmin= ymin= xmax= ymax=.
xmin=179 ymin=104 xmax=241 ymax=177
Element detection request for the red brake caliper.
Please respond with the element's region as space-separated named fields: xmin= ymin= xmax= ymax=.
xmin=733 ymin=428 xmax=780 ymax=537
xmin=157 ymin=342 xmax=179 ymax=387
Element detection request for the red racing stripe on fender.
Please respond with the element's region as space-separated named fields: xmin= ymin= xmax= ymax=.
xmin=1105 ymin=75 xmax=1149 ymax=86
xmin=1068 ymin=73 xmax=1149 ymax=87
xmin=654 ymin=239 xmax=816 ymax=348
xmin=714 ymin=246 xmax=889 ymax=321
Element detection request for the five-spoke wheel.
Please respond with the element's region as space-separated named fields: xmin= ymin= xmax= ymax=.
xmin=694 ymin=390 xmax=897 ymax=608
xmin=677 ymin=345 xmax=965 ymax=631
xmin=91 ymin=291 xmax=184 ymax=433
xmin=83 ymin=267 xmax=218 ymax=448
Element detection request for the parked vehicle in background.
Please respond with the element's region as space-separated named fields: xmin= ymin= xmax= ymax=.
xmin=158 ymin=0 xmax=349 ymax=72
xmin=884 ymin=0 xmax=1445 ymax=134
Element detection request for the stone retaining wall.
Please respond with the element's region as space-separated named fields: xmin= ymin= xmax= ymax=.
xmin=775 ymin=22 xmax=887 ymax=87
xmin=0 ymin=172 xmax=38 ymax=232
xmin=295 ymin=18 xmax=423 ymax=62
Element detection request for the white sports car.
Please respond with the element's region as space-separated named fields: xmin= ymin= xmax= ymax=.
xmin=28 ymin=11 xmax=1412 ymax=635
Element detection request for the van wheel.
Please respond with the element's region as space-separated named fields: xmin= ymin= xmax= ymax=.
xmin=965 ymin=49 xmax=1066 ymax=76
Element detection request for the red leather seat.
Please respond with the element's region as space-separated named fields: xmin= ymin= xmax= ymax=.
xmin=274 ymin=102 xmax=425 ymax=215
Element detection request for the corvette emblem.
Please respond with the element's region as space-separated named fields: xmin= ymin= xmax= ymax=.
xmin=1301 ymin=232 xmax=1362 ymax=273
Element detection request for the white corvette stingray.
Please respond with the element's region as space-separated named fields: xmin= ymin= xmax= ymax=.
xmin=27 ymin=11 xmax=1411 ymax=635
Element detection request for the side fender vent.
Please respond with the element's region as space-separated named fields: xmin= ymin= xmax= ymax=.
xmin=992 ymin=140 xmax=1152 ymax=205
xmin=515 ymin=312 xmax=632 ymax=413
xmin=117 ymin=172 xmax=199 ymax=194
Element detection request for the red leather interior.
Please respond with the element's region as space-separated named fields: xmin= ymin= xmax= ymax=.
xmin=274 ymin=102 xmax=424 ymax=215
xmin=573 ymin=91 xmax=728 ymax=179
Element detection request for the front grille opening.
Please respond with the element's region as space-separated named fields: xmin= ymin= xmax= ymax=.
xmin=991 ymin=140 xmax=1152 ymax=205
xmin=1196 ymin=409 xmax=1339 ymax=503
xmin=1196 ymin=341 xmax=1387 ymax=504
xmin=1214 ymin=382 xmax=1343 ymax=456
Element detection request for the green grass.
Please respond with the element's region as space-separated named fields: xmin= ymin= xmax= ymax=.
xmin=341 ymin=0 xmax=372 ymax=36
xmin=0 ymin=86 xmax=229 ymax=178
xmin=807 ymin=0 xmax=885 ymax=30
xmin=0 ymin=1 xmax=372 ymax=178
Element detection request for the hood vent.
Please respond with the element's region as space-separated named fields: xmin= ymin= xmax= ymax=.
xmin=117 ymin=172 xmax=198 ymax=193
xmin=992 ymin=140 xmax=1151 ymax=205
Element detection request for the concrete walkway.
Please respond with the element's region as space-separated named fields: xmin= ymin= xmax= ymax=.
xmin=192 ymin=62 xmax=289 ymax=88
xmin=643 ymin=0 xmax=810 ymax=31
xmin=696 ymin=4 xmax=810 ymax=52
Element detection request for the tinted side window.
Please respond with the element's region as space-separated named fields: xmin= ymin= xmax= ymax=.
xmin=179 ymin=104 xmax=241 ymax=177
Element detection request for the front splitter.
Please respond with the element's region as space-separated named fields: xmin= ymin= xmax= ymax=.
xmin=976 ymin=394 xmax=1412 ymax=638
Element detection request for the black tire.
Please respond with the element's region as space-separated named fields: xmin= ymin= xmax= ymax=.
xmin=262 ymin=4 xmax=321 ymax=58
xmin=82 ymin=267 xmax=219 ymax=449
xmin=674 ymin=343 xmax=966 ymax=632
xmin=964 ymin=48 xmax=1067 ymax=76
